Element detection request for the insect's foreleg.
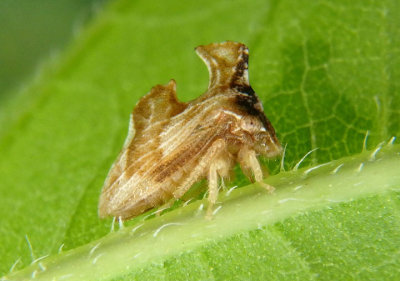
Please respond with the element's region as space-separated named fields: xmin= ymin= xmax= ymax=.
xmin=238 ymin=147 xmax=275 ymax=193
xmin=248 ymin=149 xmax=263 ymax=182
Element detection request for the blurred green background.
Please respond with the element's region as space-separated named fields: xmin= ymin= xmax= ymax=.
xmin=0 ymin=0 xmax=107 ymax=101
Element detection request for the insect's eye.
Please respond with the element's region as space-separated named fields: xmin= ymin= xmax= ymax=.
xmin=240 ymin=116 xmax=260 ymax=132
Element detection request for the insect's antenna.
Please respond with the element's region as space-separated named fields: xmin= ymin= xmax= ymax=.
xmin=196 ymin=41 xmax=250 ymax=90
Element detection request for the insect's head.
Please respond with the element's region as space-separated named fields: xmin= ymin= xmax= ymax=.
xmin=233 ymin=87 xmax=282 ymax=158
xmin=239 ymin=115 xmax=282 ymax=157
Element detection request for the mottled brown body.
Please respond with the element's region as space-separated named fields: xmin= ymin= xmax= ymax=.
xmin=99 ymin=42 xmax=281 ymax=220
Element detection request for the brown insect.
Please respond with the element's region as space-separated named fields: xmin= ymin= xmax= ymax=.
xmin=98 ymin=42 xmax=282 ymax=220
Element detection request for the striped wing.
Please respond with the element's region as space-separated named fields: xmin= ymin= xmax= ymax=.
xmin=98 ymin=80 xmax=187 ymax=218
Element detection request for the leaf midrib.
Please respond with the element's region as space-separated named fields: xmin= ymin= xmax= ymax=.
xmin=5 ymin=143 xmax=399 ymax=280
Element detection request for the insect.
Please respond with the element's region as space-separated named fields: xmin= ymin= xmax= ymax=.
xmin=98 ymin=41 xmax=282 ymax=220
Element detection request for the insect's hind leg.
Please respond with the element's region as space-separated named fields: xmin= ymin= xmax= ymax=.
xmin=205 ymin=152 xmax=233 ymax=219
xmin=172 ymin=139 xmax=231 ymax=219
xmin=206 ymin=161 xmax=219 ymax=219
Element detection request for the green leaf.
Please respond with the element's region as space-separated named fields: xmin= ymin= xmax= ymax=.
xmin=1 ymin=0 xmax=399 ymax=280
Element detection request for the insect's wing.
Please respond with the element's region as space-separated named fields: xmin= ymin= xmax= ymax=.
xmin=98 ymin=80 xmax=187 ymax=218
xmin=101 ymin=110 xmax=232 ymax=219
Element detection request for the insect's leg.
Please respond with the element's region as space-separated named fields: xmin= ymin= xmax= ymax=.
xmin=205 ymin=139 xmax=230 ymax=219
xmin=206 ymin=162 xmax=219 ymax=219
xmin=238 ymin=147 xmax=275 ymax=193
xmin=170 ymin=139 xmax=227 ymax=219
xmin=220 ymin=177 xmax=226 ymax=190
